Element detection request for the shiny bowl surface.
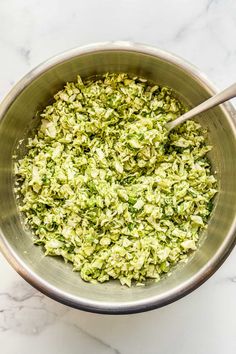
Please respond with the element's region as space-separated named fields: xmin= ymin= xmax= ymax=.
xmin=0 ymin=42 xmax=236 ymax=314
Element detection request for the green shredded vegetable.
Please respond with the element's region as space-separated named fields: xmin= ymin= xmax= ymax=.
xmin=15 ymin=73 xmax=217 ymax=286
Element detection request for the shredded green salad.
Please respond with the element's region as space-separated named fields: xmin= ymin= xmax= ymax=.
xmin=14 ymin=73 xmax=217 ymax=286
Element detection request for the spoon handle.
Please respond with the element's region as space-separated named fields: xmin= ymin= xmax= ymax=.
xmin=167 ymin=82 xmax=236 ymax=131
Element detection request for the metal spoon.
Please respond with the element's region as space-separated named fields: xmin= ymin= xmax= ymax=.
xmin=166 ymin=82 xmax=236 ymax=131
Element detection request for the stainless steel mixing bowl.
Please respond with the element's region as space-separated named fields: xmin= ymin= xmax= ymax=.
xmin=0 ymin=42 xmax=236 ymax=314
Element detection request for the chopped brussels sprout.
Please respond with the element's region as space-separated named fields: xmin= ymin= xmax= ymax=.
xmin=15 ymin=73 xmax=217 ymax=286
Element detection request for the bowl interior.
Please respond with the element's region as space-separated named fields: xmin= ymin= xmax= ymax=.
xmin=0 ymin=46 xmax=236 ymax=313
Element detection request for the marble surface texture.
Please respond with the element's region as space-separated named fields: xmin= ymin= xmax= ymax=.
xmin=0 ymin=0 xmax=236 ymax=353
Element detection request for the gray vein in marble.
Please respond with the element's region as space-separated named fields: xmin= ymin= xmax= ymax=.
xmin=70 ymin=323 xmax=121 ymax=354
xmin=18 ymin=46 xmax=31 ymax=65
xmin=0 ymin=280 xmax=120 ymax=352
xmin=173 ymin=0 xmax=231 ymax=46
xmin=206 ymin=24 xmax=233 ymax=56
xmin=0 ymin=280 xmax=68 ymax=335
xmin=172 ymin=5 xmax=207 ymax=42
xmin=206 ymin=0 xmax=217 ymax=11
xmin=0 ymin=290 xmax=36 ymax=303
xmin=230 ymin=276 xmax=236 ymax=283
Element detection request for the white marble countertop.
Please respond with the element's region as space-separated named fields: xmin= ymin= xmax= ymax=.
xmin=1 ymin=0 xmax=236 ymax=353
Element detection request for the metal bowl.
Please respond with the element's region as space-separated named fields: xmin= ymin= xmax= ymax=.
xmin=0 ymin=42 xmax=236 ymax=314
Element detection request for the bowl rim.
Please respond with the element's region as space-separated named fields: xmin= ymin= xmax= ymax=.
xmin=0 ymin=41 xmax=236 ymax=314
